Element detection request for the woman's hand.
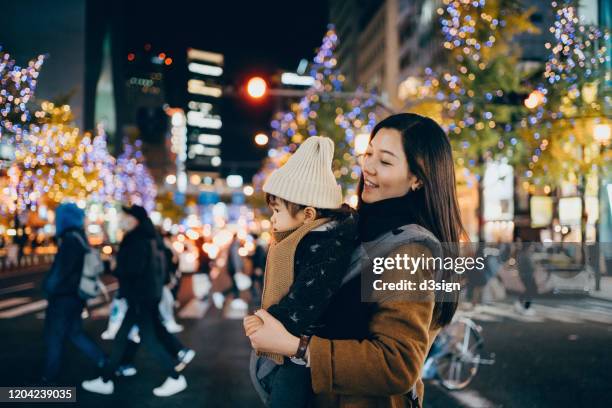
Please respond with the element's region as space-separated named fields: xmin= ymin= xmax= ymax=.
xmin=247 ymin=309 xmax=300 ymax=356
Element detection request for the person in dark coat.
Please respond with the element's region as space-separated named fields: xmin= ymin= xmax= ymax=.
xmin=160 ymin=229 xmax=181 ymax=299
xmin=42 ymin=203 xmax=106 ymax=384
xmin=82 ymin=205 xmax=188 ymax=397
xmin=212 ymin=233 xmax=246 ymax=309
xmin=225 ymin=234 xmax=244 ymax=298
xmin=113 ymin=227 xmax=194 ymax=378
xmin=249 ymin=233 xmax=267 ymax=302
xmin=515 ymin=240 xmax=537 ymax=316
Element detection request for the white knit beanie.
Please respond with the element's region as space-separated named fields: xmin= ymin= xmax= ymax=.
xmin=263 ymin=136 xmax=343 ymax=209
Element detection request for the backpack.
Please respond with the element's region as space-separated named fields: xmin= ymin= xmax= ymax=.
xmin=147 ymin=239 xmax=167 ymax=301
xmin=71 ymin=232 xmax=105 ymax=300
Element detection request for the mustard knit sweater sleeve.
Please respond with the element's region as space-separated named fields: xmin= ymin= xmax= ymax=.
xmin=309 ymin=243 xmax=435 ymax=397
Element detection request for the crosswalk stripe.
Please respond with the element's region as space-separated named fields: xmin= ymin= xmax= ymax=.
xmin=457 ymin=301 xmax=612 ymax=325
xmin=477 ymin=304 xmax=546 ymax=323
xmin=0 ymin=297 xmax=31 ymax=310
xmin=530 ymin=305 xmax=583 ymax=323
xmin=0 ymin=299 xmax=48 ymax=319
xmin=0 ymin=283 xmax=35 ymax=296
xmin=178 ymin=299 xmax=210 ymax=319
xmin=583 ymin=299 xmax=612 ymax=309
xmin=553 ymin=305 xmax=612 ymax=324
xmin=1 ymin=281 xmax=119 ymax=319
xmin=582 ymin=305 xmax=612 ymax=315
xmin=456 ymin=310 xmax=501 ymax=322
xmin=433 ymin=384 xmax=497 ymax=408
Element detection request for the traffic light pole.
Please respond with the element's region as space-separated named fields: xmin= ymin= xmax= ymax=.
xmin=226 ymin=80 xmax=398 ymax=114
xmin=264 ymin=88 xmax=397 ymax=115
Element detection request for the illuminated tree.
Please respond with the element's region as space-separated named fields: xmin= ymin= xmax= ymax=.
xmin=519 ymin=0 xmax=611 ymax=243
xmin=254 ymin=25 xmax=378 ymax=205
xmin=405 ymin=0 xmax=537 ymax=240
xmin=5 ymin=102 xmax=109 ymax=213
xmin=520 ymin=0 xmax=610 ymax=188
xmin=112 ymin=138 xmax=157 ymax=212
xmin=0 ymin=46 xmax=45 ymax=142
xmin=412 ymin=0 xmax=537 ymax=175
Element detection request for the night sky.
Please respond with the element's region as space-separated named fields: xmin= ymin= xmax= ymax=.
xmin=123 ymin=0 xmax=330 ymax=176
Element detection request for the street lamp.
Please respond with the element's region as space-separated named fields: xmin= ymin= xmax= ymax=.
xmin=165 ymin=174 xmax=177 ymax=185
xmin=254 ymin=133 xmax=269 ymax=146
xmin=524 ymin=90 xmax=545 ymax=109
xmin=243 ymin=185 xmax=254 ymax=196
xmin=246 ymin=77 xmax=267 ymax=99
xmin=190 ymin=174 xmax=201 ymax=185
xmin=354 ymin=132 xmax=370 ymax=155
xmin=594 ymin=123 xmax=611 ymax=146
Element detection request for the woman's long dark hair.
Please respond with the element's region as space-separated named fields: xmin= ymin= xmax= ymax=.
xmin=357 ymin=113 xmax=466 ymax=327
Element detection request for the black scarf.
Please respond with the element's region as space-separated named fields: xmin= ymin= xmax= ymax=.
xmin=357 ymin=193 xmax=420 ymax=242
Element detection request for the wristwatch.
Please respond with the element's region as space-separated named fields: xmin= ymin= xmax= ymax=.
xmin=290 ymin=335 xmax=311 ymax=365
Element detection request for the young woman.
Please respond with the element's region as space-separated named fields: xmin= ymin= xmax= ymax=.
xmin=245 ymin=113 xmax=466 ymax=407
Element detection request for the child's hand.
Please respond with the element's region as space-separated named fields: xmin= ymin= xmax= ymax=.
xmin=243 ymin=314 xmax=264 ymax=337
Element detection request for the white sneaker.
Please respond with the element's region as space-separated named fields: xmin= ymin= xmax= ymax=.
xmin=101 ymin=330 xmax=115 ymax=340
xmin=153 ymin=375 xmax=187 ymax=397
xmin=115 ymin=365 xmax=137 ymax=377
xmin=175 ymin=349 xmax=196 ymax=372
xmin=178 ymin=349 xmax=196 ymax=365
xmin=164 ymin=321 xmax=184 ymax=333
xmin=82 ymin=377 xmax=114 ymax=395
xmin=212 ymin=293 xmax=225 ymax=309
xmin=523 ymin=307 xmax=536 ymax=316
xmin=513 ymin=300 xmax=525 ymax=314
xmin=230 ymin=298 xmax=248 ymax=310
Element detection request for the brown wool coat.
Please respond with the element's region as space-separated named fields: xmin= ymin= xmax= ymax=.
xmin=309 ymin=244 xmax=440 ymax=408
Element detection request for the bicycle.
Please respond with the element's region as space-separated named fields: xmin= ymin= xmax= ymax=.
xmin=422 ymin=316 xmax=495 ymax=390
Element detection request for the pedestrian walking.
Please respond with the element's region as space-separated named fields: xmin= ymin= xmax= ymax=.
xmin=212 ymin=234 xmax=247 ymax=309
xmin=158 ymin=228 xmax=183 ymax=333
xmin=467 ymin=245 xmax=489 ymax=308
xmin=41 ymin=203 xmax=107 ymax=384
xmin=5 ymin=240 xmax=19 ymax=269
xmin=514 ymin=240 xmax=537 ymax=316
xmin=161 ymin=230 xmax=182 ymax=301
xmin=249 ymin=234 xmax=267 ymax=303
xmin=82 ymin=205 xmax=191 ymax=397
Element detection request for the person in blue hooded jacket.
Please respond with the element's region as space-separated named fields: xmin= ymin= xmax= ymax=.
xmin=41 ymin=203 xmax=107 ymax=384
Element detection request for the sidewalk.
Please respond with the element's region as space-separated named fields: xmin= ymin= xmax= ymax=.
xmin=590 ymin=276 xmax=612 ymax=302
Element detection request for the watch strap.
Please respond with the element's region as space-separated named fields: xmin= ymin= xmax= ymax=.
xmin=294 ymin=335 xmax=311 ymax=360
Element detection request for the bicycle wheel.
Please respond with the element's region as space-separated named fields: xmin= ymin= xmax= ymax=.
xmin=435 ymin=317 xmax=483 ymax=390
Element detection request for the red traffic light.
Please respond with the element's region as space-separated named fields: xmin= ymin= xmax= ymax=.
xmin=246 ymin=76 xmax=267 ymax=99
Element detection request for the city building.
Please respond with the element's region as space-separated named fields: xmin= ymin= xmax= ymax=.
xmin=185 ymin=48 xmax=224 ymax=177
xmin=329 ymin=0 xmax=362 ymax=85
xmin=329 ymin=0 xmax=401 ymax=108
xmin=122 ymin=44 xmax=174 ymax=185
xmin=84 ymin=0 xmax=127 ymax=147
